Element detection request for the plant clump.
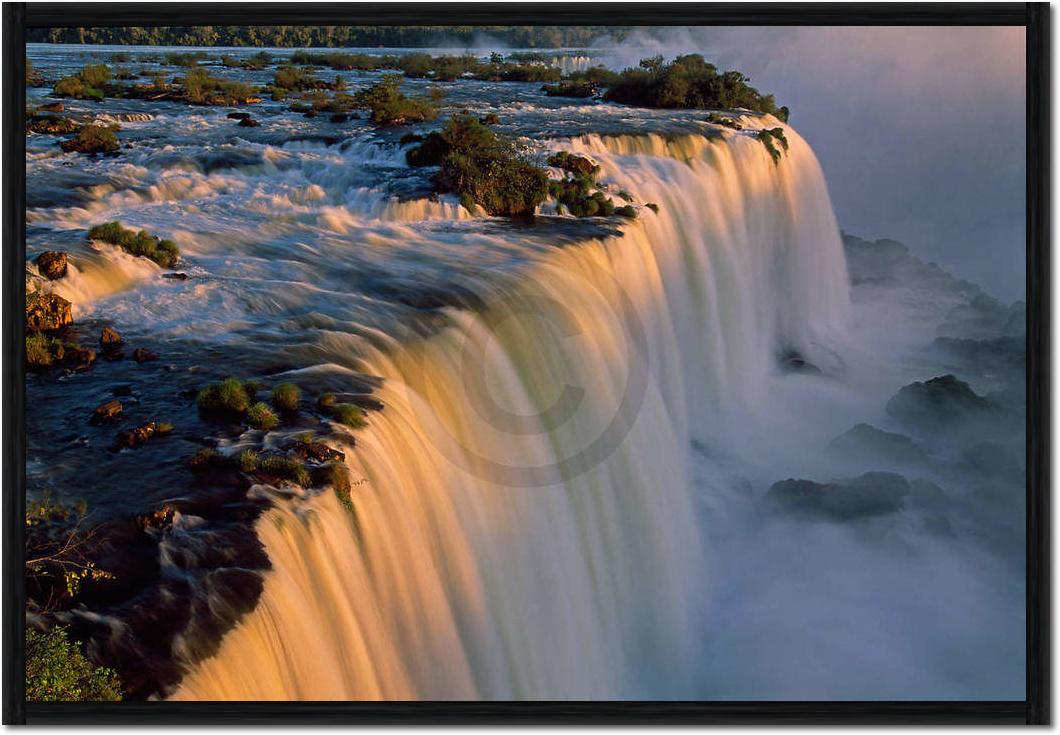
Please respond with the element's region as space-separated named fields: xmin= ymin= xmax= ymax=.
xmin=541 ymin=81 xmax=597 ymax=98
xmin=271 ymin=382 xmax=301 ymax=412
xmin=87 ymin=221 xmax=179 ymax=267
xmin=59 ymin=124 xmax=120 ymax=155
xmin=247 ymin=402 xmax=280 ymax=431
xmin=406 ymin=116 xmax=548 ymax=217
xmin=258 ymin=456 xmax=312 ymax=487
xmin=52 ymin=63 xmax=113 ymax=101
xmin=332 ymin=403 xmax=367 ymax=429
xmin=181 ymin=67 xmax=258 ymax=105
xmin=352 ymin=74 xmax=439 ymax=126
xmin=755 ymin=127 xmax=789 ymax=165
xmin=196 ymin=377 xmax=258 ymax=418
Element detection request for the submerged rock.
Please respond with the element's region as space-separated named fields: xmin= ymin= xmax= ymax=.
xmin=828 ymin=423 xmax=928 ymax=465
xmin=90 ymin=399 xmax=124 ymax=425
xmin=133 ymin=347 xmax=158 ymax=363
xmin=38 ymin=101 xmax=64 ymax=113
xmin=113 ymin=421 xmax=172 ymax=450
xmin=35 ymin=251 xmax=68 ymax=280
xmin=766 ymin=471 xmax=910 ymax=520
xmin=237 ymin=117 xmax=260 ymax=128
xmin=163 ymin=272 xmax=189 ymax=280
xmin=226 ymin=111 xmax=251 ymax=121
xmin=26 ymin=291 xmax=72 ymax=332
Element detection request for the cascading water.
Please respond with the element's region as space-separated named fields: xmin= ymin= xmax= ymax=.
xmin=171 ymin=120 xmax=853 ymax=700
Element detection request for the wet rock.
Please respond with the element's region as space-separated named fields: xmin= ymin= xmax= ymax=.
xmin=26 ymin=290 xmax=72 ymax=332
xmin=39 ymin=101 xmax=64 ymax=113
xmin=886 ymin=374 xmax=996 ymax=430
xmin=91 ymin=399 xmax=124 ymax=425
xmin=133 ymin=347 xmax=158 ymax=363
xmin=226 ymin=111 xmax=251 ymax=121
xmin=26 ymin=115 xmax=81 ymax=135
xmin=302 ymin=110 xmax=317 ymax=119
xmin=237 ymin=117 xmax=260 ymax=128
xmin=479 ymin=112 xmax=501 ymax=125
xmin=35 ymin=251 xmax=68 ymax=280
xmin=778 ymin=348 xmax=821 ymax=375
xmin=113 ymin=421 xmax=171 ymax=450
xmin=100 ymin=326 xmax=123 ymax=347
xmin=163 ymin=272 xmax=189 ymax=280
xmin=62 ymin=344 xmax=96 ymax=370
xmin=766 ymin=471 xmax=910 ymax=521
xmin=139 ymin=504 xmax=177 ymax=530
xmin=828 ymin=423 xmax=928 ymax=465
xmin=284 ymin=437 xmax=345 ymax=464
xmin=329 ymin=113 xmax=349 ymax=123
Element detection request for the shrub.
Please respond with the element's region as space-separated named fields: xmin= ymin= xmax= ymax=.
xmin=353 ymin=74 xmax=438 ymax=126
xmin=247 ymin=402 xmax=279 ymax=431
xmin=59 ymin=125 xmax=120 ymax=155
xmin=547 ymin=151 xmax=598 ymax=176
xmin=182 ymin=67 xmax=256 ymax=105
xmin=53 ymin=76 xmax=103 ymax=101
xmin=541 ymin=81 xmax=597 ymax=98
xmin=316 ymin=392 xmax=337 ymax=412
xmin=26 ymin=333 xmax=58 ymax=368
xmin=406 ymin=116 xmax=548 ymax=217
xmin=603 ymin=54 xmax=783 ymax=116
xmin=196 ymin=377 xmax=255 ymax=417
xmin=26 ymin=627 xmax=122 ymax=702
xmin=164 ymin=51 xmax=207 ymax=67
xmin=79 ymin=64 xmax=112 ymax=88
xmin=238 ymin=448 xmax=259 ymax=473
xmin=86 ymin=221 xmax=179 ymax=267
xmin=259 ymin=456 xmax=311 ymax=487
xmin=332 ymin=403 xmax=367 ymax=429
xmin=271 ymin=383 xmax=301 ymax=412
xmin=272 ymin=65 xmax=328 ymax=93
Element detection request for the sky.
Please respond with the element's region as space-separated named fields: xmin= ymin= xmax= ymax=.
xmin=598 ymin=27 xmax=1027 ymax=302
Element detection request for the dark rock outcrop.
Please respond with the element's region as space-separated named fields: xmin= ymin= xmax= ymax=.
xmin=114 ymin=421 xmax=171 ymax=450
xmin=226 ymin=111 xmax=251 ymax=121
xmin=828 ymin=423 xmax=929 ymax=465
xmin=766 ymin=471 xmax=910 ymax=521
xmin=100 ymin=326 xmax=123 ymax=347
xmin=132 ymin=347 xmax=158 ymax=363
xmin=91 ymin=399 xmax=124 ymax=425
xmin=886 ymin=374 xmax=996 ymax=430
xmin=237 ymin=117 xmax=260 ymax=128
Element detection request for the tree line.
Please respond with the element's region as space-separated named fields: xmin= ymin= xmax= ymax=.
xmin=27 ymin=25 xmax=628 ymax=48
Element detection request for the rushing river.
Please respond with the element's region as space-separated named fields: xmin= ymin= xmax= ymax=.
xmin=26 ymin=44 xmax=1026 ymax=701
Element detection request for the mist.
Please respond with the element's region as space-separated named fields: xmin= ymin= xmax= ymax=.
xmin=594 ymin=27 xmax=1026 ymax=302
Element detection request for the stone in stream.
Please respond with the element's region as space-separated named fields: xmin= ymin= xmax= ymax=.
xmin=113 ymin=421 xmax=171 ymax=450
xmin=38 ymin=101 xmax=64 ymax=113
xmin=163 ymin=272 xmax=189 ymax=280
xmin=62 ymin=344 xmax=96 ymax=370
xmin=35 ymin=251 xmax=68 ymax=280
xmin=766 ymin=471 xmax=910 ymax=521
xmin=91 ymin=399 xmax=124 ymax=425
xmin=133 ymin=347 xmax=158 ymax=363
xmin=237 ymin=117 xmax=260 ymax=128
xmin=226 ymin=111 xmax=251 ymax=121
xmin=100 ymin=326 xmax=123 ymax=347
xmin=26 ymin=291 xmax=72 ymax=332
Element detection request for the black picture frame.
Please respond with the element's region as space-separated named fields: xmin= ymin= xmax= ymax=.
xmin=2 ymin=2 xmax=1049 ymax=725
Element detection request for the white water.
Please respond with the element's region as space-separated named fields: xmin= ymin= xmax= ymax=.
xmin=172 ymin=120 xmax=853 ymax=700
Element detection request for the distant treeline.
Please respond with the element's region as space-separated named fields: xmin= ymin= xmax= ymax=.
xmin=27 ymin=26 xmax=629 ymax=48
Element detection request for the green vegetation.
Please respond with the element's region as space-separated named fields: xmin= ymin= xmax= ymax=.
xmin=272 ymin=65 xmax=330 ymax=93
xmin=259 ymin=456 xmax=311 ymax=487
xmin=87 ymin=222 xmax=179 ymax=267
xmin=546 ymin=151 xmax=633 ymax=218
xmin=59 ymin=124 xmax=120 ymax=154
xmin=164 ymin=50 xmax=208 ymax=67
xmin=316 ymin=392 xmax=337 ymax=412
xmin=196 ymin=377 xmax=257 ymax=417
xmin=332 ymin=403 xmax=367 ymax=429
xmin=247 ymin=402 xmax=280 ymax=431
xmin=353 ymin=74 xmax=439 ymax=125
xmin=272 ymin=383 xmax=301 ymax=412
xmin=26 ymin=333 xmax=60 ymax=368
xmin=223 ymin=51 xmax=272 ymax=69
xmin=238 ymin=448 xmax=260 ymax=473
xmin=25 ymin=627 xmax=122 ymax=702
xmin=26 ymin=490 xmax=113 ymax=601
xmin=181 ymin=67 xmax=257 ymax=105
xmin=603 ymin=54 xmax=784 ymax=118
xmin=406 ymin=116 xmax=548 ymax=217
xmin=755 ymin=127 xmax=790 ymax=165
xmin=53 ymin=64 xmax=112 ymax=101
xmin=30 ymin=26 xmax=619 ymax=49
xmin=541 ymin=81 xmax=597 ymax=98
xmin=188 ymin=447 xmax=222 ymax=471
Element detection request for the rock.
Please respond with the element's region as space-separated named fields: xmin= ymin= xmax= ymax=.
xmin=766 ymin=471 xmax=910 ymax=521
xmin=479 ymin=113 xmax=501 ymax=125
xmin=302 ymin=110 xmax=318 ymax=119
xmin=778 ymin=349 xmax=821 ymax=375
xmin=62 ymin=344 xmax=96 ymax=370
xmin=139 ymin=504 xmax=177 ymax=530
xmin=284 ymin=437 xmax=345 ymax=464
xmin=114 ymin=421 xmax=171 ymax=450
xmin=35 ymin=251 xmax=68 ymax=280
xmin=886 ymin=374 xmax=996 ymax=430
xmin=26 ymin=291 xmax=72 ymax=332
xmin=132 ymin=347 xmax=158 ymax=363
xmin=100 ymin=326 xmax=123 ymax=347
xmin=237 ymin=117 xmax=260 ymax=127
xmin=162 ymin=272 xmax=189 ymax=280
xmin=27 ymin=115 xmax=81 ymax=135
xmin=329 ymin=113 xmax=349 ymax=123
xmin=226 ymin=111 xmax=251 ymax=121
xmin=908 ymin=479 xmax=948 ymax=512
xmin=828 ymin=423 xmax=929 ymax=465
xmin=91 ymin=399 xmax=124 ymax=425
xmin=39 ymin=101 xmax=64 ymax=113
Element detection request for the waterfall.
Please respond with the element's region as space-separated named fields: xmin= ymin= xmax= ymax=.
xmin=171 ymin=120 xmax=851 ymax=700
